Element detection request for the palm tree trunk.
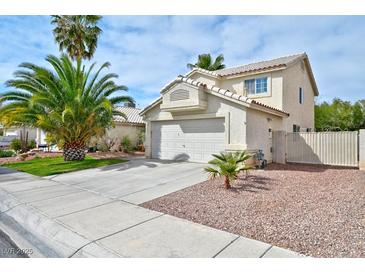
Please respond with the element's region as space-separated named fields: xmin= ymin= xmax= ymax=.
xmin=63 ymin=141 xmax=86 ymax=161
xmin=224 ymin=176 xmax=231 ymax=189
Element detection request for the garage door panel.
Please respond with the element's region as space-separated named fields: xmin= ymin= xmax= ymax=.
xmin=151 ymin=118 xmax=225 ymax=163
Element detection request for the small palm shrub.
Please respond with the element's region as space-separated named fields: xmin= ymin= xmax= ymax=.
xmin=204 ymin=151 xmax=252 ymax=189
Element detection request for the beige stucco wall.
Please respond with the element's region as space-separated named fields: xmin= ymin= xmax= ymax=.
xmin=219 ymin=71 xmax=284 ymax=110
xmin=144 ymin=60 xmax=317 ymax=161
xmin=143 ymin=83 xmax=249 ymax=158
xmin=188 ymin=63 xmax=316 ymax=133
xmin=246 ymin=108 xmax=284 ymax=162
xmin=189 ymin=73 xmax=219 ymax=86
xmin=106 ymin=123 xmax=145 ymax=146
xmin=190 ymin=70 xmax=284 ymax=110
xmin=282 ymin=61 xmax=315 ymax=132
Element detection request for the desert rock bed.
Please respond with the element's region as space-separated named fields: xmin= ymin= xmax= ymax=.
xmin=142 ymin=164 xmax=365 ymax=257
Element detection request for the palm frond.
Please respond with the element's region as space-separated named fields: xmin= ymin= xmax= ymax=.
xmin=204 ymin=151 xmax=253 ymax=188
xmin=0 ymin=55 xmax=130 ymax=148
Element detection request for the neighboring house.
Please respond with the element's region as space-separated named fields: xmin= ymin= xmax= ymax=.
xmin=141 ymin=53 xmax=319 ymax=163
xmin=106 ymin=106 xmax=145 ymax=146
xmin=1 ymin=126 xmax=45 ymax=147
xmin=1 ymin=106 xmax=145 ymax=149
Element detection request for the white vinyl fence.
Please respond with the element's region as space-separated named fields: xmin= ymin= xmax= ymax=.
xmin=286 ymin=131 xmax=359 ymax=167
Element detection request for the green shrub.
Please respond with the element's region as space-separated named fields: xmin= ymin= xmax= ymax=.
xmin=137 ymin=130 xmax=145 ymax=145
xmin=10 ymin=138 xmax=37 ymax=152
xmin=121 ymin=136 xmax=132 ymax=153
xmin=28 ymin=139 xmax=36 ymax=150
xmin=0 ymin=150 xmax=15 ymax=158
xmin=96 ymin=137 xmax=113 ymax=152
xmin=10 ymin=139 xmax=22 ymax=152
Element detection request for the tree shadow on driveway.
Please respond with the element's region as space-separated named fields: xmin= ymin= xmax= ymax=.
xmin=99 ymin=158 xmax=191 ymax=172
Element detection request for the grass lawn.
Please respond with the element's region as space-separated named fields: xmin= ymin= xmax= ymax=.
xmin=2 ymin=156 xmax=126 ymax=176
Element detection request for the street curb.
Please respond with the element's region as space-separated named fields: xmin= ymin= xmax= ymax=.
xmin=0 ymin=189 xmax=119 ymax=258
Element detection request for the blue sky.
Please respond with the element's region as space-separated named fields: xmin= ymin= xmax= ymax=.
xmin=0 ymin=16 xmax=364 ymax=108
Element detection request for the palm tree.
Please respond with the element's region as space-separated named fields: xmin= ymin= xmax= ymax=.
xmin=0 ymin=54 xmax=133 ymax=161
xmin=187 ymin=54 xmax=226 ymax=71
xmin=204 ymin=151 xmax=252 ymax=189
xmin=51 ymin=15 xmax=102 ymax=60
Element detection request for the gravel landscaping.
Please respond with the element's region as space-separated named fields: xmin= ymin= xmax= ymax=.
xmin=142 ymin=164 xmax=365 ymax=257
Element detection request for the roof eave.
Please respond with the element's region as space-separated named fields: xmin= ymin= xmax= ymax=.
xmin=140 ymin=97 xmax=162 ymax=116
xmin=222 ymin=65 xmax=287 ymax=79
xmin=184 ymin=68 xmax=220 ymax=79
xmin=303 ymin=57 xmax=319 ymax=96
xmin=114 ymin=121 xmax=145 ymax=126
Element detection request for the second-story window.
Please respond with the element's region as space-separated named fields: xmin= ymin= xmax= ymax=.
xmin=256 ymin=77 xmax=268 ymax=93
xmin=299 ymin=87 xmax=304 ymax=104
xmin=245 ymin=79 xmax=255 ymax=95
xmin=244 ymin=77 xmax=268 ymax=95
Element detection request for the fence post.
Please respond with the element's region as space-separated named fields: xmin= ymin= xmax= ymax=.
xmin=272 ymin=130 xmax=286 ymax=164
xmin=360 ymin=129 xmax=365 ymax=171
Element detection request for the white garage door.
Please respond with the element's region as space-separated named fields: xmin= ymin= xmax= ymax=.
xmin=151 ymin=118 xmax=225 ymax=163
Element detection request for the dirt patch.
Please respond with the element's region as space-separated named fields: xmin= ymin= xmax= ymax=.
xmin=88 ymin=151 xmax=144 ymax=159
xmin=0 ymin=152 xmax=62 ymax=164
xmin=142 ymin=164 xmax=365 ymax=257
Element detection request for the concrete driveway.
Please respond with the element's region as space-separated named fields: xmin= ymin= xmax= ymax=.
xmin=45 ymin=158 xmax=207 ymax=204
xmin=0 ymin=159 xmax=302 ymax=258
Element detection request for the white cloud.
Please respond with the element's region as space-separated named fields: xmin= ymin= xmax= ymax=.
xmin=0 ymin=16 xmax=364 ymax=107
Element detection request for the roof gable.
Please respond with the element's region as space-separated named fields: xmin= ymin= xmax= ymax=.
xmin=141 ymin=76 xmax=289 ymax=117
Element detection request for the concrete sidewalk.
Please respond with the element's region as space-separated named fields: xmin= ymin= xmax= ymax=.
xmin=0 ymin=163 xmax=304 ymax=258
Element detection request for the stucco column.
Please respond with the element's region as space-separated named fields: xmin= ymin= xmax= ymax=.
xmin=36 ymin=128 xmax=41 ymax=148
xmin=359 ymin=129 xmax=365 ymax=171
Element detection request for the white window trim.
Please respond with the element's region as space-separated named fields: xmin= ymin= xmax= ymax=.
xmin=243 ymin=74 xmax=272 ymax=98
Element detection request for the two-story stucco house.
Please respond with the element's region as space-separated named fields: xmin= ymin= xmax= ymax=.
xmin=141 ymin=53 xmax=319 ymax=163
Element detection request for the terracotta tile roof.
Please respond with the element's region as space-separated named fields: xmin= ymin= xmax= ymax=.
xmin=141 ymin=76 xmax=289 ymax=117
xmin=114 ymin=106 xmax=145 ymax=124
xmin=215 ymin=53 xmax=305 ymax=76
xmin=187 ymin=53 xmax=306 ymax=78
xmin=186 ymin=52 xmax=318 ymax=96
